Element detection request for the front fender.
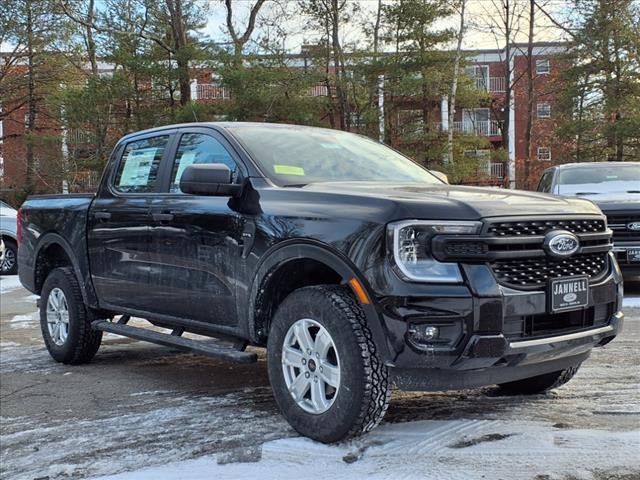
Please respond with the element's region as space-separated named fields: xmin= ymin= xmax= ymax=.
xmin=246 ymin=239 xmax=395 ymax=365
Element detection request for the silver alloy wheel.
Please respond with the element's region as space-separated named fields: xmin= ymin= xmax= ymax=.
xmin=46 ymin=287 xmax=70 ymax=346
xmin=281 ymin=318 xmax=341 ymax=414
xmin=1 ymin=247 xmax=15 ymax=273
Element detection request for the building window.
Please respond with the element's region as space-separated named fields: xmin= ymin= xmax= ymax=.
xmin=465 ymin=65 xmax=489 ymax=90
xmin=537 ymin=102 xmax=551 ymax=118
xmin=350 ymin=112 xmax=365 ymax=129
xmin=536 ymin=59 xmax=550 ymax=75
xmin=537 ymin=147 xmax=551 ymax=161
xmin=24 ymin=112 xmax=35 ymax=126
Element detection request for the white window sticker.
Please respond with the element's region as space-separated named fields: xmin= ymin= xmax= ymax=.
xmin=119 ymin=147 xmax=159 ymax=187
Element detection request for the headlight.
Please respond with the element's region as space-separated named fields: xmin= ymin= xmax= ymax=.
xmin=388 ymin=220 xmax=481 ymax=283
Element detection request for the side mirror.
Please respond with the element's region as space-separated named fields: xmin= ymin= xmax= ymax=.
xmin=430 ymin=170 xmax=449 ymax=184
xmin=179 ymin=163 xmax=242 ymax=196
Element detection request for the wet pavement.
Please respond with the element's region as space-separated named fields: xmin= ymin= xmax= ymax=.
xmin=1 ymin=275 xmax=639 ymax=480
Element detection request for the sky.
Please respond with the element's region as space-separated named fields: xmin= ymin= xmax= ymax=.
xmin=200 ymin=0 xmax=573 ymax=53
xmin=0 ymin=0 xmax=573 ymax=54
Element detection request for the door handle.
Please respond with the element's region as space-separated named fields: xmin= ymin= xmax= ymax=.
xmin=152 ymin=213 xmax=174 ymax=222
xmin=94 ymin=212 xmax=112 ymax=220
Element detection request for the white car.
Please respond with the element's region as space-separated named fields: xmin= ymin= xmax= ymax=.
xmin=0 ymin=200 xmax=18 ymax=275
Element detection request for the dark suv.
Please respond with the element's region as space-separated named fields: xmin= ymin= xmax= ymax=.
xmin=18 ymin=123 xmax=623 ymax=443
xmin=537 ymin=162 xmax=640 ymax=276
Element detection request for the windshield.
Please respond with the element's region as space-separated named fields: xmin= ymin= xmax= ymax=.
xmin=228 ymin=125 xmax=442 ymax=186
xmin=556 ymin=164 xmax=640 ymax=195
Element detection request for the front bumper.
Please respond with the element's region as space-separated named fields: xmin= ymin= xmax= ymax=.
xmin=372 ymin=252 xmax=624 ymax=391
xmin=613 ymin=243 xmax=640 ymax=275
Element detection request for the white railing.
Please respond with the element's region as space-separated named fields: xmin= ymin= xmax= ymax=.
xmin=476 ymin=162 xmax=504 ymax=179
xmin=452 ymin=120 xmax=502 ymax=136
xmin=308 ymin=84 xmax=329 ymax=97
xmin=67 ymin=129 xmax=94 ymax=145
xmin=473 ymin=77 xmax=505 ymax=93
xmin=195 ymin=83 xmax=230 ymax=100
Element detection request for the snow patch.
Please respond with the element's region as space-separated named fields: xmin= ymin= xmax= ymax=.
xmin=623 ymin=295 xmax=640 ymax=309
xmin=0 ymin=275 xmax=23 ymax=294
xmin=9 ymin=312 xmax=38 ymax=329
xmin=92 ymin=419 xmax=640 ymax=480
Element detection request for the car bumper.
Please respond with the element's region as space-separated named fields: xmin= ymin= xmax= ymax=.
xmin=613 ymin=243 xmax=640 ymax=276
xmin=372 ymin=253 xmax=624 ymax=391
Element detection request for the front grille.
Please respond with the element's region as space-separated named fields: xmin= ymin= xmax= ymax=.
xmin=488 ymin=218 xmax=606 ymax=237
xmin=606 ymin=213 xmax=640 ymax=242
xmin=444 ymin=240 xmax=488 ymax=257
xmin=504 ymin=302 xmax=613 ymax=339
xmin=491 ymin=252 xmax=609 ymax=289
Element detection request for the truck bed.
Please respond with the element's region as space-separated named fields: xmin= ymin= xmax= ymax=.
xmin=18 ymin=194 xmax=95 ymax=298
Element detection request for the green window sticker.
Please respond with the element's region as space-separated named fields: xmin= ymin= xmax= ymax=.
xmin=274 ymin=165 xmax=305 ymax=176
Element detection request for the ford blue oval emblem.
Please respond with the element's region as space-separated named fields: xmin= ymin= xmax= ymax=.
xmin=544 ymin=230 xmax=580 ymax=258
xmin=627 ymin=222 xmax=640 ymax=231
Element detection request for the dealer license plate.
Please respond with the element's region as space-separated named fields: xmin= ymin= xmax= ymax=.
xmin=549 ymin=276 xmax=589 ymax=313
xmin=628 ymin=248 xmax=640 ymax=263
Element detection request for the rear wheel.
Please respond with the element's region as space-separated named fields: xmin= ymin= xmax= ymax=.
xmin=40 ymin=267 xmax=102 ymax=364
xmin=267 ymin=285 xmax=391 ymax=443
xmin=497 ymin=364 xmax=581 ymax=395
xmin=1 ymin=239 xmax=17 ymax=275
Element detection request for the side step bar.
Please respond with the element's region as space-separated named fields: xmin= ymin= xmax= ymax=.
xmin=92 ymin=319 xmax=257 ymax=364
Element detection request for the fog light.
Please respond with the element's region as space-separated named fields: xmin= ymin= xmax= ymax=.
xmin=408 ymin=324 xmax=439 ymax=342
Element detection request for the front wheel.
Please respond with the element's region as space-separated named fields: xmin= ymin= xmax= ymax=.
xmin=40 ymin=267 xmax=103 ymax=364
xmin=497 ymin=364 xmax=581 ymax=395
xmin=267 ymin=285 xmax=391 ymax=443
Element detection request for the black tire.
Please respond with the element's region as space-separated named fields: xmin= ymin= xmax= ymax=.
xmin=1 ymin=238 xmax=18 ymax=275
xmin=40 ymin=267 xmax=102 ymax=364
xmin=267 ymin=285 xmax=391 ymax=443
xmin=497 ymin=364 xmax=581 ymax=395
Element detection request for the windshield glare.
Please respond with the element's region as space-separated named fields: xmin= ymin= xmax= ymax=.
xmin=229 ymin=126 xmax=441 ymax=186
xmin=556 ymin=164 xmax=640 ymax=195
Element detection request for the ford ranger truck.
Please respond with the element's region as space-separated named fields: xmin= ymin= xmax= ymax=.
xmin=18 ymin=123 xmax=624 ymax=443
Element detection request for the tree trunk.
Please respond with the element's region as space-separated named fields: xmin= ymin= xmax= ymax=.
xmin=523 ymin=0 xmax=535 ymax=189
xmin=330 ymin=0 xmax=348 ymax=130
xmin=166 ymin=0 xmax=191 ymax=105
xmin=25 ymin=0 xmax=35 ymax=193
xmin=86 ymin=0 xmax=98 ymax=76
xmin=447 ymin=0 xmax=466 ymax=165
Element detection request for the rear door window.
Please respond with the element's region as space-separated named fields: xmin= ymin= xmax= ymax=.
xmin=114 ymin=136 xmax=169 ymax=193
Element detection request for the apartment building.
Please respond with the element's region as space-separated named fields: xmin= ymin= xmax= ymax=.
xmin=0 ymin=42 xmax=568 ymax=200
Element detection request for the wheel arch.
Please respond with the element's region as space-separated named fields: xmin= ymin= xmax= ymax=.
xmin=32 ymin=233 xmax=95 ymax=306
xmin=247 ymin=240 xmax=392 ymax=363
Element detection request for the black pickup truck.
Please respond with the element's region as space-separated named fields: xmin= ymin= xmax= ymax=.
xmin=18 ymin=123 xmax=624 ymax=443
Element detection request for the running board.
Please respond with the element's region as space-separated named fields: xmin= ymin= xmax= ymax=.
xmin=91 ymin=320 xmax=257 ymax=364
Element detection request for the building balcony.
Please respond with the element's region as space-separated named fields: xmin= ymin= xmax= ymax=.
xmin=473 ymin=76 xmax=506 ymax=93
xmin=451 ymin=120 xmax=502 ymax=137
xmin=193 ymin=83 xmax=230 ymax=100
xmin=308 ymin=84 xmax=329 ymax=97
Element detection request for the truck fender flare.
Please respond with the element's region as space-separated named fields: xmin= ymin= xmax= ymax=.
xmin=247 ymin=240 xmax=392 ymax=364
xmin=33 ymin=232 xmax=94 ymax=306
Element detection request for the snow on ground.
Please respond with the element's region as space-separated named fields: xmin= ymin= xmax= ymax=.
xmin=0 ymin=275 xmax=23 ymax=294
xmin=95 ymin=419 xmax=640 ymax=480
xmin=9 ymin=312 xmax=39 ymax=329
xmin=624 ymin=295 xmax=640 ymax=308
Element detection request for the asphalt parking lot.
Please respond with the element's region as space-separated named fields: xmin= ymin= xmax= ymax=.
xmin=1 ymin=275 xmax=639 ymax=480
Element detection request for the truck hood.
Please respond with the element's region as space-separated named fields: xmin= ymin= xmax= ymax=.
xmin=301 ymin=182 xmax=603 ymax=220
xmin=570 ymin=192 xmax=640 ymax=214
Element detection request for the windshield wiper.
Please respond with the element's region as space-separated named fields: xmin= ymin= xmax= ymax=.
xmin=574 ymin=192 xmax=599 ymax=196
xmin=283 ymin=183 xmax=308 ymax=188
